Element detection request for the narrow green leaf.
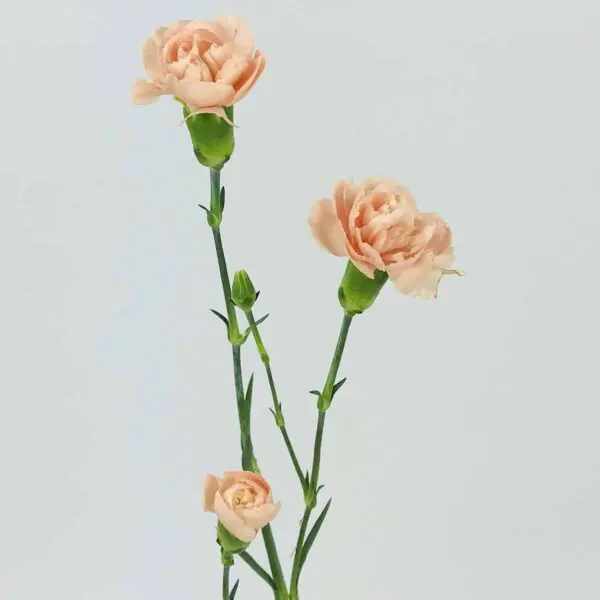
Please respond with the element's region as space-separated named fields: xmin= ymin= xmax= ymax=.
xmin=198 ymin=203 xmax=210 ymax=213
xmin=304 ymin=471 xmax=310 ymax=486
xmin=244 ymin=373 xmax=255 ymax=419
xmin=298 ymin=498 xmax=333 ymax=572
xmin=332 ymin=377 xmax=347 ymax=396
xmin=309 ymin=390 xmax=321 ymax=396
xmin=255 ymin=290 xmax=261 ymax=301
xmin=220 ymin=186 xmax=226 ymax=211
xmin=316 ymin=484 xmax=325 ymax=494
xmin=254 ymin=313 xmax=270 ymax=326
xmin=239 ymin=327 xmax=251 ymax=345
xmin=229 ymin=579 xmax=240 ymax=599
xmin=210 ymin=309 xmax=229 ymax=328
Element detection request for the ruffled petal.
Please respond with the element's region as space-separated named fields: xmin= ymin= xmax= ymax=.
xmin=308 ymin=199 xmax=347 ymax=257
xmin=213 ymin=491 xmax=257 ymax=543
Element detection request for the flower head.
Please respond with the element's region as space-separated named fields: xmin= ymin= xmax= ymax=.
xmin=204 ymin=471 xmax=280 ymax=544
xmin=309 ymin=178 xmax=460 ymax=299
xmin=132 ymin=16 xmax=266 ymax=121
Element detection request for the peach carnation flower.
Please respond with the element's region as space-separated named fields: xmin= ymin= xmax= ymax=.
xmin=309 ymin=178 xmax=461 ymax=299
xmin=204 ymin=471 xmax=280 ymax=543
xmin=132 ymin=16 xmax=265 ymax=120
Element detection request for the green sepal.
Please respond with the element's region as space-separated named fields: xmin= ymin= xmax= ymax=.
xmin=218 ymin=522 xmax=250 ymax=555
xmin=338 ymin=261 xmax=388 ymax=315
xmin=183 ymin=105 xmax=235 ymax=170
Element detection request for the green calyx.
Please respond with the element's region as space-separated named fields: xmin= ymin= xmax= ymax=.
xmin=338 ymin=261 xmax=388 ymax=315
xmin=183 ymin=105 xmax=235 ymax=170
xmin=217 ymin=522 xmax=251 ymax=555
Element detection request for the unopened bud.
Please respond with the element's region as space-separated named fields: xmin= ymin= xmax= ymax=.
xmin=231 ymin=270 xmax=257 ymax=312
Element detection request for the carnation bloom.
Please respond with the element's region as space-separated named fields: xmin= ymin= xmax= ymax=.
xmin=132 ymin=16 xmax=265 ymax=121
xmin=309 ymin=178 xmax=461 ymax=299
xmin=204 ymin=471 xmax=280 ymax=543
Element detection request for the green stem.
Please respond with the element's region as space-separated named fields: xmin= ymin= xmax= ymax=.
xmin=207 ymin=168 xmax=288 ymax=600
xmin=246 ymin=310 xmax=305 ymax=490
xmin=239 ymin=551 xmax=275 ymax=589
xmin=222 ymin=565 xmax=230 ymax=600
xmin=309 ymin=312 xmax=352 ymax=494
xmin=212 ymin=225 xmax=238 ymax=331
xmin=289 ymin=311 xmax=354 ymax=600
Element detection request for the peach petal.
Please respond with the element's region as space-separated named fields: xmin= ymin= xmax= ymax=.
xmin=214 ymin=15 xmax=256 ymax=52
xmin=203 ymin=475 xmax=220 ymax=512
xmin=223 ymin=471 xmax=271 ymax=495
xmin=141 ymin=36 xmax=163 ymax=80
xmin=240 ymin=501 xmax=281 ymax=530
xmin=182 ymin=20 xmax=226 ymax=43
xmin=131 ymin=80 xmax=163 ymax=104
xmin=333 ymin=180 xmax=358 ymax=230
xmin=357 ymin=239 xmax=386 ymax=271
xmin=231 ymin=52 xmax=266 ymax=103
xmin=175 ymin=79 xmax=235 ymax=109
xmin=214 ymin=491 xmax=257 ymax=543
xmin=308 ymin=199 xmax=347 ymax=257
xmin=217 ymin=57 xmax=250 ymax=86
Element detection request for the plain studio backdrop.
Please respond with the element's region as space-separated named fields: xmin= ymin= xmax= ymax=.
xmin=1 ymin=0 xmax=599 ymax=598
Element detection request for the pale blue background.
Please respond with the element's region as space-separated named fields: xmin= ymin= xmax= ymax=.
xmin=1 ymin=0 xmax=599 ymax=599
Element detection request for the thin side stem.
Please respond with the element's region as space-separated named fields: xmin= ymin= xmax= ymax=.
xmin=246 ymin=310 xmax=305 ymax=489
xmin=309 ymin=312 xmax=353 ymax=490
xmin=289 ymin=311 xmax=354 ymax=600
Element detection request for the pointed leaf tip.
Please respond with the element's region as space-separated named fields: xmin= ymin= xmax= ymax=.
xmin=229 ymin=579 xmax=240 ymax=599
xmin=210 ymin=309 xmax=229 ymax=328
xmin=332 ymin=377 xmax=347 ymax=395
xmin=255 ymin=313 xmax=270 ymax=326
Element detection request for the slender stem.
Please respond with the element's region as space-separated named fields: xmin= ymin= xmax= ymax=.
xmin=281 ymin=424 xmax=304 ymax=487
xmin=212 ymin=225 xmax=238 ymax=331
xmin=309 ymin=312 xmax=353 ymax=489
xmin=289 ymin=311 xmax=354 ymax=600
xmin=239 ymin=551 xmax=275 ymax=589
xmin=246 ymin=310 xmax=305 ymax=489
xmin=207 ymin=168 xmax=288 ymax=600
xmin=222 ymin=565 xmax=230 ymax=600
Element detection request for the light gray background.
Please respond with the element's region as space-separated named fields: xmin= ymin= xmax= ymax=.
xmin=1 ymin=0 xmax=599 ymax=598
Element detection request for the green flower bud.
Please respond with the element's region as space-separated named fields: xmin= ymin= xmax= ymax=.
xmin=217 ymin=522 xmax=251 ymax=555
xmin=338 ymin=261 xmax=388 ymax=315
xmin=183 ymin=105 xmax=234 ymax=170
xmin=231 ymin=270 xmax=257 ymax=312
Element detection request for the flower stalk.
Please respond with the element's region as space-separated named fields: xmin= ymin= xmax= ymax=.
xmin=290 ymin=311 xmax=354 ymax=599
xmin=207 ymin=168 xmax=288 ymax=600
xmin=244 ymin=308 xmax=306 ymax=492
